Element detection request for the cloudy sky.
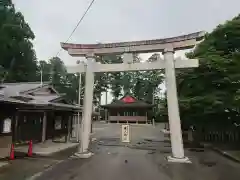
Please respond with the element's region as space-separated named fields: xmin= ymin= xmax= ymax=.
xmin=13 ymin=0 xmax=240 ymax=65
xmin=12 ymin=0 xmax=240 ymax=103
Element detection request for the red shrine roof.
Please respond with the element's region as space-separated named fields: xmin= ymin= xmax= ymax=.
xmin=121 ymin=95 xmax=136 ymax=103
xmin=101 ymin=93 xmax=153 ymax=109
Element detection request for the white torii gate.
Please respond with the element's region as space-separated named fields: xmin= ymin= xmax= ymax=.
xmin=61 ymin=31 xmax=205 ymax=162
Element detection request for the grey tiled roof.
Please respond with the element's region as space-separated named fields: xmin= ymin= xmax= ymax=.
xmin=0 ymin=96 xmax=28 ymax=104
xmin=0 ymin=81 xmax=61 ymax=104
xmin=0 ymin=82 xmax=50 ymax=96
xmin=30 ymin=95 xmax=60 ymax=102
xmin=0 ymin=82 xmax=84 ymax=111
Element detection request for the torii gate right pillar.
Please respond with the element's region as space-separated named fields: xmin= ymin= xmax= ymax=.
xmin=163 ymin=47 xmax=189 ymax=162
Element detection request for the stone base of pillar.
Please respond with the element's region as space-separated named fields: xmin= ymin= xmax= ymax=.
xmin=167 ymin=156 xmax=191 ymax=163
xmin=73 ymin=151 xmax=93 ymax=159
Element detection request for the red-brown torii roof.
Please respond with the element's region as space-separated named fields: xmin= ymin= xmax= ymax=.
xmin=60 ymin=31 xmax=205 ymax=51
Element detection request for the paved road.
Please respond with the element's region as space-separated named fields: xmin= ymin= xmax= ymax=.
xmin=31 ymin=122 xmax=240 ymax=180
xmin=0 ymin=146 xmax=78 ymax=180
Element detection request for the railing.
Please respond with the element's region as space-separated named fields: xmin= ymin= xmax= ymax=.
xmin=194 ymin=129 xmax=240 ymax=143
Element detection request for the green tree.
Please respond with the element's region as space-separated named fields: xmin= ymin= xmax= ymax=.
xmin=49 ymin=57 xmax=68 ymax=92
xmin=99 ymin=55 xmax=123 ymax=99
xmin=37 ymin=60 xmax=52 ymax=82
xmin=131 ymin=53 xmax=164 ymax=103
xmin=0 ymin=0 xmax=38 ymax=82
xmin=65 ymin=73 xmax=82 ymax=104
xmin=102 ymin=53 xmax=164 ymax=102
xmin=94 ymin=56 xmax=109 ymax=105
xmin=177 ymin=14 xmax=240 ymax=128
xmin=39 ymin=57 xmax=81 ymax=104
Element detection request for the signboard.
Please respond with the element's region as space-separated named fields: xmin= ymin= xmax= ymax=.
xmin=2 ymin=118 xmax=11 ymax=133
xmin=121 ymin=124 xmax=130 ymax=143
xmin=55 ymin=117 xmax=62 ymax=130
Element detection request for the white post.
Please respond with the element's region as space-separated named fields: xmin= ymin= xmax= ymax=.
xmin=152 ymin=118 xmax=155 ymax=127
xmin=76 ymin=54 xmax=95 ymax=158
xmin=40 ymin=70 xmax=43 ymax=86
xmin=77 ymin=73 xmax=82 ymax=142
xmin=163 ymin=47 xmax=190 ymax=162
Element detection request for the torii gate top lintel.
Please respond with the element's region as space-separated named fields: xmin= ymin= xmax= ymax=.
xmin=61 ymin=31 xmax=205 ymax=56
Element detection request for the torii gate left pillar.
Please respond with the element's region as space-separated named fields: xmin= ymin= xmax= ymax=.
xmin=75 ymin=54 xmax=95 ymax=158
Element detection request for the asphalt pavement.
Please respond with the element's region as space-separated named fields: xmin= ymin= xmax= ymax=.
xmin=2 ymin=122 xmax=240 ymax=180
xmin=33 ymin=122 xmax=240 ymax=180
xmin=0 ymin=146 xmax=78 ymax=180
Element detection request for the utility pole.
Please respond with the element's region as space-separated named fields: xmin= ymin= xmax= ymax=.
xmin=40 ymin=70 xmax=43 ymax=86
xmin=40 ymin=62 xmax=45 ymax=86
xmin=152 ymin=88 xmax=155 ymax=112
xmin=40 ymin=69 xmax=42 ymax=86
xmin=105 ymin=91 xmax=108 ymax=104
xmin=152 ymin=88 xmax=155 ymax=126
xmin=105 ymin=91 xmax=108 ymax=122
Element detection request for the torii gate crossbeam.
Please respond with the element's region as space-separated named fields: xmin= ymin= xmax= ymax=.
xmin=62 ymin=31 xmax=205 ymax=163
xmin=66 ymin=58 xmax=198 ymax=73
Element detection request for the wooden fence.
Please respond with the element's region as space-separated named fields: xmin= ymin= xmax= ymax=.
xmin=194 ymin=129 xmax=240 ymax=143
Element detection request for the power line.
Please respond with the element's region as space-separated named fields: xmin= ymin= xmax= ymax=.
xmin=55 ymin=0 xmax=96 ymax=57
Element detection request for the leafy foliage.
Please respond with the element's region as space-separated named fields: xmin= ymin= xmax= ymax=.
xmin=0 ymin=0 xmax=38 ymax=82
xmin=176 ymin=14 xmax=240 ymax=128
xmin=99 ymin=53 xmax=164 ymax=103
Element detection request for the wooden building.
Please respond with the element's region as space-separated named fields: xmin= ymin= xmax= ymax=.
xmin=101 ymin=93 xmax=153 ymax=124
xmin=0 ymin=82 xmax=81 ymax=158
